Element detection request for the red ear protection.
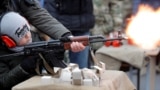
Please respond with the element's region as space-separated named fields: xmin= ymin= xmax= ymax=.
xmin=0 ymin=12 xmax=17 ymax=48
xmin=1 ymin=35 xmax=16 ymax=48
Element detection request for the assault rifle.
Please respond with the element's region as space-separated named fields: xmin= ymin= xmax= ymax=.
xmin=0 ymin=35 xmax=126 ymax=68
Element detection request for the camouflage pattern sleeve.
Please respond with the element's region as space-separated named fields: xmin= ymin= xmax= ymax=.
xmin=91 ymin=0 xmax=132 ymax=50
xmin=109 ymin=0 xmax=132 ymax=32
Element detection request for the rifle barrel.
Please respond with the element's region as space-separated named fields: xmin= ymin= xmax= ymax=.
xmin=0 ymin=52 xmax=24 ymax=58
xmin=89 ymin=37 xmax=125 ymax=43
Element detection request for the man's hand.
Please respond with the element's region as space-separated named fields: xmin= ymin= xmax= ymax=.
xmin=60 ymin=33 xmax=86 ymax=52
xmin=70 ymin=42 xmax=85 ymax=52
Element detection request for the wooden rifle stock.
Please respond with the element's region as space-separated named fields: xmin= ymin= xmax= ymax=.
xmin=63 ymin=35 xmax=126 ymax=50
xmin=63 ymin=36 xmax=89 ymax=49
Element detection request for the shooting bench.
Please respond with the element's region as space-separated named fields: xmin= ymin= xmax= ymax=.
xmin=95 ymin=44 xmax=159 ymax=90
xmin=12 ymin=69 xmax=136 ymax=90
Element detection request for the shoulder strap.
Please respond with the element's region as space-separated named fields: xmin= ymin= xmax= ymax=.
xmin=89 ymin=47 xmax=101 ymax=66
xmin=38 ymin=53 xmax=58 ymax=76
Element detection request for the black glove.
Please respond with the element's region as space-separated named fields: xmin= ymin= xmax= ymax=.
xmin=60 ymin=32 xmax=73 ymax=42
xmin=20 ymin=55 xmax=39 ymax=74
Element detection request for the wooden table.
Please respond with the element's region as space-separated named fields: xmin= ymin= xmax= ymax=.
xmin=12 ymin=70 xmax=136 ymax=90
xmin=96 ymin=45 xmax=160 ymax=90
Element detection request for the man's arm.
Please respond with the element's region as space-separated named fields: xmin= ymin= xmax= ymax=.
xmin=16 ymin=0 xmax=71 ymax=39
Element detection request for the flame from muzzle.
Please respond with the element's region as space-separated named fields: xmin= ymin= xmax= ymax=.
xmin=126 ymin=4 xmax=160 ymax=50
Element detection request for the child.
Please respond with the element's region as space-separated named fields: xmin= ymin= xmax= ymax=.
xmin=0 ymin=12 xmax=85 ymax=90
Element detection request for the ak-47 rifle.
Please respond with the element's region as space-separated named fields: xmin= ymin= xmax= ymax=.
xmin=0 ymin=35 xmax=126 ymax=68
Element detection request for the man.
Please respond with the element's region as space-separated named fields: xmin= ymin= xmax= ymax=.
xmin=91 ymin=0 xmax=132 ymax=51
xmin=91 ymin=0 xmax=113 ymax=50
xmin=44 ymin=0 xmax=95 ymax=68
xmin=92 ymin=0 xmax=133 ymax=70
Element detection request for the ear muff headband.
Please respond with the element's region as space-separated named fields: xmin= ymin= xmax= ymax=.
xmin=0 ymin=12 xmax=17 ymax=48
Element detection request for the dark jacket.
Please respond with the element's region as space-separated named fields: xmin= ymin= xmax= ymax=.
xmin=0 ymin=32 xmax=42 ymax=90
xmin=44 ymin=0 xmax=95 ymax=32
